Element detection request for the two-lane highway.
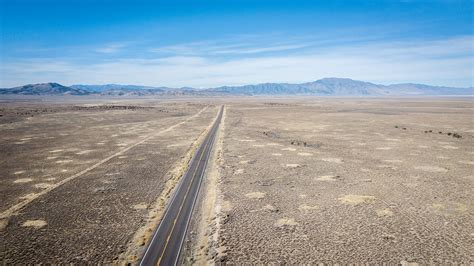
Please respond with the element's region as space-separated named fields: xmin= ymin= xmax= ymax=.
xmin=140 ymin=106 xmax=224 ymax=265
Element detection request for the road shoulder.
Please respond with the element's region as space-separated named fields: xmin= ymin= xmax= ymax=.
xmin=183 ymin=105 xmax=228 ymax=264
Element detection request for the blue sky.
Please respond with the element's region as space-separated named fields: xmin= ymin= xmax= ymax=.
xmin=1 ymin=0 xmax=473 ymax=87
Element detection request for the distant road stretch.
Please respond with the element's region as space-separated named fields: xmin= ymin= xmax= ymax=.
xmin=140 ymin=105 xmax=224 ymax=265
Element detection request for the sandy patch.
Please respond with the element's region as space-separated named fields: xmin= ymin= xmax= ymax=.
xmin=297 ymin=152 xmax=313 ymax=156
xmin=281 ymin=147 xmax=297 ymax=151
xmin=56 ymin=159 xmax=73 ymax=164
xmin=414 ymin=165 xmax=448 ymax=173
xmin=14 ymin=170 xmax=26 ymax=175
xmin=321 ymin=158 xmax=343 ymax=163
xmin=438 ymin=141 xmax=453 ymax=145
xmin=455 ymin=203 xmax=469 ymax=213
xmin=221 ymin=200 xmax=232 ymax=212
xmin=383 ymin=159 xmax=403 ymax=163
xmin=105 ymin=172 xmax=121 ymax=176
xmin=118 ymin=156 xmax=128 ymax=159
xmin=285 ymin=163 xmax=301 ymax=168
xmin=22 ymin=219 xmax=47 ymax=228
xmin=442 ymin=145 xmax=459 ymax=150
xmin=376 ymin=208 xmax=394 ymax=217
xmin=167 ymin=143 xmax=187 ymax=148
xmin=234 ymin=169 xmax=244 ymax=174
xmin=267 ymin=143 xmax=282 ymax=146
xmin=298 ymin=204 xmax=319 ymax=212
xmin=458 ymin=160 xmax=474 ymax=165
xmin=271 ymin=153 xmax=282 ymax=156
xmin=431 ymin=203 xmax=444 ymax=211
xmin=47 ymin=156 xmax=57 ymax=160
xmin=263 ymin=204 xmax=278 ymax=212
xmin=45 ymin=177 xmax=56 ymax=181
xmin=14 ymin=178 xmax=33 ymax=184
xmin=60 ymin=169 xmax=68 ymax=173
xmin=0 ymin=219 xmax=8 ymax=230
xmin=239 ymin=139 xmax=255 ymax=142
xmin=274 ymin=218 xmax=298 ymax=227
xmin=403 ymin=182 xmax=419 ymax=188
xmin=429 ymin=202 xmax=469 ymax=215
xmin=316 ymin=175 xmax=339 ymax=182
xmin=49 ymin=149 xmax=64 ymax=153
xmin=462 ymin=175 xmax=474 ymax=181
xmin=245 ymin=192 xmax=266 ymax=199
xmin=252 ymin=144 xmax=265 ymax=147
xmin=338 ymin=194 xmax=376 ymax=205
xmin=377 ymin=164 xmax=398 ymax=170
xmin=76 ymin=150 xmax=94 ymax=155
xmin=376 ymin=147 xmax=392 ymax=150
xmin=133 ymin=203 xmax=148 ymax=210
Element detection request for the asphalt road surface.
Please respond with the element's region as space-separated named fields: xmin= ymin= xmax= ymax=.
xmin=140 ymin=106 xmax=223 ymax=265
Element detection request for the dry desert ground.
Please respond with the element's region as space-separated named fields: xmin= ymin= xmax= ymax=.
xmin=187 ymin=97 xmax=473 ymax=264
xmin=0 ymin=97 xmax=473 ymax=264
xmin=0 ymin=97 xmax=218 ymax=263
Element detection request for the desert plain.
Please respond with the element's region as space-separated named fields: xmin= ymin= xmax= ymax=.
xmin=0 ymin=96 xmax=473 ymax=264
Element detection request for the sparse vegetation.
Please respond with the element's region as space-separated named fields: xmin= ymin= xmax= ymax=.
xmin=216 ymin=99 xmax=472 ymax=263
xmin=0 ymin=100 xmax=214 ymax=263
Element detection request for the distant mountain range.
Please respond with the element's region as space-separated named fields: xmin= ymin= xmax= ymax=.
xmin=1 ymin=78 xmax=472 ymax=96
xmin=0 ymin=83 xmax=90 ymax=95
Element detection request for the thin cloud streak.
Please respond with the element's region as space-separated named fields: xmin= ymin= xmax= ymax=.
xmin=1 ymin=36 xmax=473 ymax=88
xmin=95 ymin=43 xmax=128 ymax=54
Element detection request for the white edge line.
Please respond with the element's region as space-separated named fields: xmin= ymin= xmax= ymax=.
xmin=140 ymin=136 xmax=200 ymax=265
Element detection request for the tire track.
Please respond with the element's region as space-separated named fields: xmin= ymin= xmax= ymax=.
xmin=0 ymin=106 xmax=209 ymax=220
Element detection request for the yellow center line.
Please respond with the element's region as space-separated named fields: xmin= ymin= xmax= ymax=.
xmin=156 ymin=127 xmax=214 ymax=265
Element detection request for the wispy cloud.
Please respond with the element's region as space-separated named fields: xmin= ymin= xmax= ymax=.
xmin=152 ymin=42 xmax=312 ymax=55
xmin=95 ymin=43 xmax=128 ymax=54
xmin=1 ymin=35 xmax=473 ymax=88
xmin=149 ymin=35 xmax=318 ymax=56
